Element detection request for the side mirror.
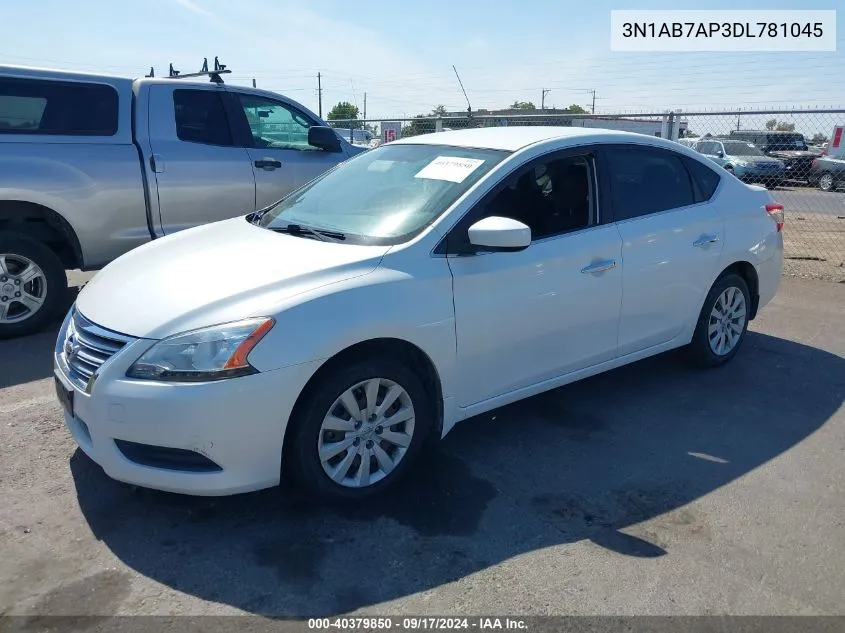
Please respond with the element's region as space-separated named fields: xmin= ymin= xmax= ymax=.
xmin=308 ymin=126 xmax=342 ymax=152
xmin=467 ymin=216 xmax=531 ymax=252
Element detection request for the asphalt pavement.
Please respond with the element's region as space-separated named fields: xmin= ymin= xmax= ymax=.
xmin=773 ymin=186 xmax=845 ymax=217
xmin=0 ymin=275 xmax=843 ymax=618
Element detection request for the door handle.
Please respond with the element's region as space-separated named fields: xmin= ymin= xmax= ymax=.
xmin=693 ymin=234 xmax=720 ymax=248
xmin=254 ymin=158 xmax=282 ymax=170
xmin=581 ymin=259 xmax=617 ymax=274
xmin=150 ymin=154 xmax=165 ymax=173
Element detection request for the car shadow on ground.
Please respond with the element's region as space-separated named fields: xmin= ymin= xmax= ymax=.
xmin=67 ymin=332 xmax=844 ymax=617
xmin=0 ymin=285 xmax=80 ymax=389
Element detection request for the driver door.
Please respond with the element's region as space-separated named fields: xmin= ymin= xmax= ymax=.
xmin=228 ymin=92 xmax=351 ymax=209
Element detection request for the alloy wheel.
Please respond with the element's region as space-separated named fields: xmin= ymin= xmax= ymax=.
xmin=0 ymin=254 xmax=48 ymax=324
xmin=317 ymin=377 xmax=416 ymax=488
xmin=708 ymin=286 xmax=747 ymax=356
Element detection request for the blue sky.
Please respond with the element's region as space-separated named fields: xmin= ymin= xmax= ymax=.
xmin=1 ymin=0 xmax=843 ymax=120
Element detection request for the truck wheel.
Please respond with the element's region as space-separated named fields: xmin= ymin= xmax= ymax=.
xmin=0 ymin=232 xmax=68 ymax=339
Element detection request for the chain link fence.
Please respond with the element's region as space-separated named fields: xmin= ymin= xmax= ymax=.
xmin=330 ymin=109 xmax=845 ymax=282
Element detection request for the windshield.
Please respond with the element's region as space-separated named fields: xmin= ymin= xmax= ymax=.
xmin=724 ymin=142 xmax=765 ymax=157
xmin=769 ymin=134 xmax=807 ymax=150
xmin=256 ymin=143 xmax=509 ymax=244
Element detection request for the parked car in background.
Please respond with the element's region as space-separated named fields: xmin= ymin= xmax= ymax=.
xmin=54 ymin=127 xmax=783 ymax=501
xmin=728 ymin=130 xmax=816 ymax=183
xmin=807 ymin=155 xmax=845 ymax=191
xmin=695 ymin=139 xmax=785 ymax=187
xmin=332 ymin=127 xmax=374 ymax=148
xmin=677 ymin=137 xmax=699 ymax=149
xmin=0 ymin=64 xmax=366 ymax=338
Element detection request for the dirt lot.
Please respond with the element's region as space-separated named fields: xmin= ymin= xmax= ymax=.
xmin=0 ymin=275 xmax=844 ymax=619
xmin=774 ymin=187 xmax=845 ymax=283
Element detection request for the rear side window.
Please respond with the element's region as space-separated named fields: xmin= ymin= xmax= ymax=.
xmin=173 ymin=89 xmax=233 ymax=147
xmin=683 ymin=157 xmax=722 ymax=202
xmin=0 ymin=77 xmax=118 ymax=135
xmin=604 ymin=146 xmax=696 ymax=221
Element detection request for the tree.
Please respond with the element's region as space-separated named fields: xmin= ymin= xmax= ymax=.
xmin=811 ymin=132 xmax=829 ymax=145
xmin=401 ymin=114 xmax=436 ymax=138
xmin=432 ymin=105 xmax=448 ymax=117
xmin=566 ymin=104 xmax=588 ymax=114
xmin=765 ymin=118 xmax=796 ymax=132
xmin=327 ymin=101 xmax=361 ymax=128
xmin=510 ymin=101 xmax=536 ymax=110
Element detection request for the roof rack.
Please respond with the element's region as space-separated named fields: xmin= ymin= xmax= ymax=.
xmin=147 ymin=57 xmax=231 ymax=84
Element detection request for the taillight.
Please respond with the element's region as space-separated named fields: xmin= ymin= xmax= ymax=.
xmin=766 ymin=202 xmax=784 ymax=232
xmin=811 ymin=159 xmax=818 ymax=167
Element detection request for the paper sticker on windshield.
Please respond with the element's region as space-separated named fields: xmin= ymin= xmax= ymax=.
xmin=415 ymin=156 xmax=485 ymax=183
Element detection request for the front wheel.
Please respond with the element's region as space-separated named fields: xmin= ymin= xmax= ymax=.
xmin=0 ymin=232 xmax=68 ymax=339
xmin=284 ymin=356 xmax=434 ymax=503
xmin=686 ymin=273 xmax=751 ymax=368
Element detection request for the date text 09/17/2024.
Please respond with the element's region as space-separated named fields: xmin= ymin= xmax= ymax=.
xmin=307 ymin=617 xmax=528 ymax=630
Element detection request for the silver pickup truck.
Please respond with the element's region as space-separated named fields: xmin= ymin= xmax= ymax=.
xmin=0 ymin=64 xmax=366 ymax=338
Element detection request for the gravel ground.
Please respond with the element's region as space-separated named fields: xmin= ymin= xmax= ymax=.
xmin=773 ymin=187 xmax=845 ymax=283
xmin=0 ymin=274 xmax=843 ymax=619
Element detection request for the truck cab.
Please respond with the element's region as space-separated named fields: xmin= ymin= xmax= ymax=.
xmin=0 ymin=63 xmax=364 ymax=338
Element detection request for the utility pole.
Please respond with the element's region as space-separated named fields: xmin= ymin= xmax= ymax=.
xmin=317 ymin=72 xmax=323 ymax=118
xmin=252 ymin=78 xmax=256 ymax=88
xmin=736 ymin=109 xmax=741 ymax=131
xmin=363 ymin=92 xmax=367 ymax=122
xmin=590 ymin=90 xmax=596 ymax=114
xmin=541 ymin=89 xmax=551 ymax=110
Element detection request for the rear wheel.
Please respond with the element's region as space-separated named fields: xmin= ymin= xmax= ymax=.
xmin=0 ymin=232 xmax=68 ymax=339
xmin=284 ymin=356 xmax=434 ymax=503
xmin=686 ymin=273 xmax=750 ymax=368
xmin=819 ymin=172 xmax=835 ymax=192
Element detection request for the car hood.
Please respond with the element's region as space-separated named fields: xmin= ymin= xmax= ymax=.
xmin=767 ymin=150 xmax=815 ymax=159
xmin=76 ymin=217 xmax=391 ymax=339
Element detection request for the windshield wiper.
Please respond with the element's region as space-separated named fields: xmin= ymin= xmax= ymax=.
xmin=269 ymin=223 xmax=346 ymax=242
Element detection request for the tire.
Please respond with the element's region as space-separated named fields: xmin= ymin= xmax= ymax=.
xmin=0 ymin=231 xmax=68 ymax=339
xmin=818 ymin=172 xmax=835 ymax=192
xmin=284 ymin=356 xmax=434 ymax=503
xmin=686 ymin=273 xmax=751 ymax=368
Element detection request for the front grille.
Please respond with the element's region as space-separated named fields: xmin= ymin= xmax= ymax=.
xmin=60 ymin=310 xmax=136 ymax=390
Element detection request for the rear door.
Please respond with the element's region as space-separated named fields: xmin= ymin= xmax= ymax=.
xmin=146 ymin=84 xmax=256 ymax=235
xmin=601 ymin=144 xmax=725 ymax=356
xmin=227 ymin=92 xmax=352 ymax=210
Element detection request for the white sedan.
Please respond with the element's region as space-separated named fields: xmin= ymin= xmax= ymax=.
xmin=53 ymin=127 xmax=784 ymax=501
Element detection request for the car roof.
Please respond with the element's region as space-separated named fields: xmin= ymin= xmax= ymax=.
xmin=391 ymin=126 xmax=663 ymax=152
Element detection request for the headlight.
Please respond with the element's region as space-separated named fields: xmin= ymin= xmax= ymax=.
xmin=126 ymin=318 xmax=274 ymax=382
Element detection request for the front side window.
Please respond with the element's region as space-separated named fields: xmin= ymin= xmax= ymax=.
xmin=237 ymin=95 xmax=315 ymax=151
xmin=173 ymin=90 xmax=233 ymax=146
xmin=605 ymin=146 xmax=696 ymax=221
xmin=256 ymin=143 xmax=508 ymax=244
xmin=0 ymin=77 xmax=118 ymax=135
xmin=480 ymin=154 xmax=596 ymax=241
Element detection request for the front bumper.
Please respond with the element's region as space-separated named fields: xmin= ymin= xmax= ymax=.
xmin=54 ymin=313 xmax=321 ymax=496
